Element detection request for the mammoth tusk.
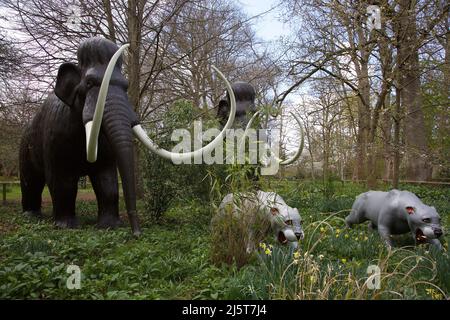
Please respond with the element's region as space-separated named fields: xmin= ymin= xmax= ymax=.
xmin=276 ymin=112 xmax=304 ymax=165
xmin=133 ymin=65 xmax=236 ymax=162
xmin=85 ymin=121 xmax=96 ymax=161
xmin=242 ymin=110 xmax=304 ymax=166
xmin=86 ymin=43 xmax=130 ymax=163
xmin=238 ymin=110 xmax=262 ymax=152
xmin=242 ymin=110 xmax=261 ymax=137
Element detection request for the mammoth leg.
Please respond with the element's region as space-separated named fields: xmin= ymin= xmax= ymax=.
xmin=19 ymin=140 xmax=45 ymax=218
xmin=89 ymin=164 xmax=122 ymax=229
xmin=20 ymin=162 xmax=45 ymax=218
xmin=48 ymin=174 xmax=79 ymax=228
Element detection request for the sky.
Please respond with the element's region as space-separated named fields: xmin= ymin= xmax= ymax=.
xmin=238 ymin=0 xmax=291 ymax=42
xmin=237 ymin=1 xmax=304 ymax=156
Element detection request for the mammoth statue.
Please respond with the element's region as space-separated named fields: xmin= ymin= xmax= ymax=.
xmin=217 ymin=81 xmax=305 ymax=168
xmin=217 ymin=81 xmax=256 ymax=128
xmin=19 ymin=37 xmax=236 ymax=235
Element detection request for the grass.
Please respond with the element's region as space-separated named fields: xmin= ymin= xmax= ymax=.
xmin=1 ymin=184 xmax=93 ymax=202
xmin=0 ymin=199 xmax=249 ymax=299
xmin=0 ymin=180 xmax=449 ymax=299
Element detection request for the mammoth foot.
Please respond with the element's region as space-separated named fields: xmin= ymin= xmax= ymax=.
xmin=97 ymin=215 xmax=123 ymax=229
xmin=23 ymin=210 xmax=43 ymax=219
xmin=55 ymin=216 xmax=79 ymax=229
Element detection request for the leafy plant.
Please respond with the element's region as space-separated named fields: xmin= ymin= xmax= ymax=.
xmin=142 ymin=99 xmax=222 ymax=221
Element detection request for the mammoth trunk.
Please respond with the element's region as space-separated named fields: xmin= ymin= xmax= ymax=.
xmin=102 ymin=103 xmax=141 ymax=236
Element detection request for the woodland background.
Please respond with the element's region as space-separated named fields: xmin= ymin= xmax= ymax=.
xmin=0 ymin=1 xmax=449 ymax=300
xmin=0 ymin=0 xmax=448 ymax=189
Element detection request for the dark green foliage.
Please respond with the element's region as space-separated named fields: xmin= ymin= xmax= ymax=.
xmin=142 ymin=100 xmax=224 ymax=221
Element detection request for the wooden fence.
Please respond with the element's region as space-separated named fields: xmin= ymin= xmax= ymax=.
xmin=0 ymin=180 xmax=103 ymax=205
xmin=1 ymin=181 xmax=19 ymax=205
xmin=1 ymin=178 xmax=449 ymax=205
xmin=341 ymin=179 xmax=450 ymax=186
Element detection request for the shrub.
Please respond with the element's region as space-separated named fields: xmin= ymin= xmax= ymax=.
xmin=210 ymin=192 xmax=270 ymax=268
xmin=142 ymin=100 xmax=222 ymax=220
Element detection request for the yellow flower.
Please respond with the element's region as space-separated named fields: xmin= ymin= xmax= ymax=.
xmin=364 ymin=236 xmax=368 ymax=241
xmin=293 ymin=259 xmax=299 ymax=265
xmin=320 ymin=227 xmax=326 ymax=233
xmin=259 ymin=242 xmax=266 ymax=250
xmin=344 ymin=234 xmax=349 ymax=239
xmin=426 ymin=288 xmax=443 ymax=300
xmin=293 ymin=251 xmax=300 ymax=259
xmin=265 ymin=248 xmax=272 ymax=256
xmin=335 ymin=234 xmax=339 ymax=238
xmin=309 ymin=276 xmax=316 ymax=282
xmin=336 ymin=228 xmax=341 ymax=234
xmin=341 ymin=258 xmax=347 ymax=264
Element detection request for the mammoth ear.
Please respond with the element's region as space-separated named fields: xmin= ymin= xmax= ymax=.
xmin=217 ymin=99 xmax=229 ymax=124
xmin=55 ymin=63 xmax=81 ymax=107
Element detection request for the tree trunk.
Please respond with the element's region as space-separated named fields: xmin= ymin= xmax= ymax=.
xmin=392 ymin=86 xmax=401 ymax=189
xmin=307 ymin=134 xmax=315 ymax=180
xmin=355 ymin=66 xmax=370 ymax=182
xmin=436 ymin=13 xmax=450 ymax=177
xmin=397 ymin=0 xmax=431 ymax=181
xmin=127 ymin=0 xmax=144 ymax=198
xmin=103 ymin=0 xmax=116 ymax=42
xmin=381 ymin=95 xmax=393 ymax=181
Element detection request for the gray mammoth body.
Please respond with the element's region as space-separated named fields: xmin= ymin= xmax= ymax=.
xmin=19 ymin=37 xmax=237 ymax=235
xmin=345 ymin=190 xmax=444 ymax=249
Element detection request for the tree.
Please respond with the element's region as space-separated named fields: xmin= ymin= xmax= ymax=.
xmin=397 ymin=0 xmax=430 ymax=180
xmin=279 ymin=0 xmax=448 ymax=185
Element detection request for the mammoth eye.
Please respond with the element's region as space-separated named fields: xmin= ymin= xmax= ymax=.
xmin=86 ymin=79 xmax=95 ymax=89
xmin=422 ymin=218 xmax=431 ymax=223
xmin=285 ymin=220 xmax=293 ymax=225
xmin=270 ymin=208 xmax=279 ymax=216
